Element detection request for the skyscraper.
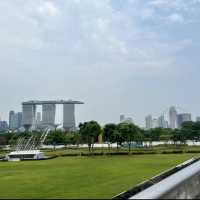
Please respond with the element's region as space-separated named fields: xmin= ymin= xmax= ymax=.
xmin=169 ymin=106 xmax=177 ymax=129
xmin=42 ymin=104 xmax=56 ymax=125
xmin=158 ymin=115 xmax=168 ymax=128
xmin=152 ymin=118 xmax=159 ymax=128
xmin=145 ymin=115 xmax=153 ymax=130
xmin=9 ymin=111 xmax=22 ymax=130
xmin=122 ymin=117 xmax=133 ymax=124
xmin=36 ymin=112 xmax=41 ymax=124
xmin=196 ymin=117 xmax=200 ymax=122
xmin=0 ymin=121 xmax=8 ymax=131
xmin=22 ymin=104 xmax=36 ymax=131
xmin=63 ymin=104 xmax=75 ymax=131
xmin=9 ymin=111 xmax=15 ymax=130
xmin=22 ymin=100 xmax=84 ymax=131
xmin=16 ymin=112 xmax=23 ymax=129
xmin=177 ymin=113 xmax=192 ymax=129
xmin=120 ymin=115 xmax=125 ymax=122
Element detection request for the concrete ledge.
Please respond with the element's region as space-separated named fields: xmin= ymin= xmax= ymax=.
xmin=131 ymin=158 xmax=200 ymax=199
xmin=113 ymin=156 xmax=200 ymax=199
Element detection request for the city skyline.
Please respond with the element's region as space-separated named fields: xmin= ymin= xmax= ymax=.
xmin=145 ymin=106 xmax=196 ymax=129
xmin=1 ymin=104 xmax=200 ymax=130
xmin=0 ymin=0 xmax=200 ymax=126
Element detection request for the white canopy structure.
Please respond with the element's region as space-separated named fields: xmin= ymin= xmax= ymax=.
xmin=6 ymin=128 xmax=51 ymax=161
xmin=6 ymin=150 xmax=44 ymax=161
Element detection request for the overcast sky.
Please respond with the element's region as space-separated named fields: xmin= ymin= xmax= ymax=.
xmin=0 ymin=0 xmax=200 ymax=126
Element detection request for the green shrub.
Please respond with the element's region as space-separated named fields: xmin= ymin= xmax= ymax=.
xmin=186 ymin=150 xmax=200 ymax=154
xmin=162 ymin=150 xmax=183 ymax=154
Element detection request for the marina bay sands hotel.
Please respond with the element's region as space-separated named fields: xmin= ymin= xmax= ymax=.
xmin=22 ymin=100 xmax=84 ymax=131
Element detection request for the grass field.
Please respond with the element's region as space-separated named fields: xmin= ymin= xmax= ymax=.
xmin=0 ymin=154 xmax=198 ymax=199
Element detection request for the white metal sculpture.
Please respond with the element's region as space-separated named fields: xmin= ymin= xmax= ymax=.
xmin=7 ymin=128 xmax=51 ymax=161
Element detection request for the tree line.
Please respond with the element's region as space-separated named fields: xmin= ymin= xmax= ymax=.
xmin=1 ymin=121 xmax=200 ymax=152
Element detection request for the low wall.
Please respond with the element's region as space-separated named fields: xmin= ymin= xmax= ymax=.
xmin=113 ymin=157 xmax=200 ymax=199
xmin=159 ymin=171 xmax=200 ymax=199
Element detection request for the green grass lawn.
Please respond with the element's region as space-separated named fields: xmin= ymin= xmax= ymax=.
xmin=0 ymin=154 xmax=198 ymax=199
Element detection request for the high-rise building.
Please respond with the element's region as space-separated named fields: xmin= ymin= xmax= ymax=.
xmin=120 ymin=115 xmax=133 ymax=124
xmin=165 ymin=121 xmax=169 ymax=128
xmin=9 ymin=111 xmax=15 ymax=130
xmin=152 ymin=118 xmax=159 ymax=128
xmin=42 ymin=104 xmax=56 ymax=125
xmin=120 ymin=115 xmax=125 ymax=122
xmin=36 ymin=112 xmax=41 ymax=124
xmin=22 ymin=104 xmax=36 ymax=131
xmin=145 ymin=115 xmax=153 ymax=130
xmin=196 ymin=117 xmax=200 ymax=122
xmin=177 ymin=113 xmax=192 ymax=129
xmin=63 ymin=104 xmax=75 ymax=131
xmin=158 ymin=115 xmax=164 ymax=128
xmin=16 ymin=112 xmax=23 ymax=129
xmin=0 ymin=121 xmax=8 ymax=131
xmin=122 ymin=117 xmax=133 ymax=124
xmin=158 ymin=115 xmax=168 ymax=128
xmin=169 ymin=106 xmax=177 ymax=129
xmin=9 ymin=111 xmax=22 ymax=130
xmin=22 ymin=100 xmax=83 ymax=131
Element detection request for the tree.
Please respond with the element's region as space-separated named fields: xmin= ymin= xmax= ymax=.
xmin=8 ymin=133 xmax=20 ymax=148
xmin=64 ymin=133 xmax=74 ymax=147
xmin=193 ymin=122 xmax=200 ymax=131
xmin=172 ymin=129 xmax=187 ymax=146
xmin=134 ymin=130 xmax=144 ymax=147
xmin=181 ymin=121 xmax=195 ymax=144
xmin=46 ymin=131 xmax=65 ymax=149
xmin=0 ymin=133 xmax=13 ymax=146
xmin=159 ymin=128 xmax=173 ymax=146
xmin=143 ymin=128 xmax=161 ymax=147
xmin=103 ymin=123 xmax=117 ymax=151
xmin=113 ymin=129 xmax=124 ymax=149
xmin=160 ymin=134 xmax=171 ymax=145
xmin=117 ymin=123 xmax=139 ymax=152
xmin=72 ymin=132 xmax=81 ymax=147
xmin=0 ymin=135 xmax=7 ymax=146
xmin=79 ymin=121 xmax=101 ymax=153
xmin=182 ymin=121 xmax=194 ymax=130
xmin=149 ymin=128 xmax=161 ymax=141
xmin=64 ymin=132 xmax=81 ymax=147
xmin=192 ymin=122 xmax=200 ymax=142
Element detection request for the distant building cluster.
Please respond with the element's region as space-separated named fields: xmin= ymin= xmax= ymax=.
xmin=120 ymin=114 xmax=133 ymax=124
xmin=1 ymin=102 xmax=200 ymax=133
xmin=145 ymin=114 xmax=168 ymax=129
xmin=196 ymin=117 xmax=200 ymax=122
xmin=0 ymin=120 xmax=8 ymax=131
xmin=145 ymin=106 xmax=195 ymax=130
xmin=9 ymin=111 xmax=23 ymax=130
xmin=0 ymin=99 xmax=84 ymax=133
xmin=22 ymin=100 xmax=83 ymax=132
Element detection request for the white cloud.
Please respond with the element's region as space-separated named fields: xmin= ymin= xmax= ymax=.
xmin=37 ymin=1 xmax=60 ymax=17
xmin=149 ymin=0 xmax=170 ymax=6
xmin=167 ymin=13 xmax=184 ymax=23
xmin=149 ymin=0 xmax=186 ymax=9
xmin=0 ymin=0 xmax=198 ymax=124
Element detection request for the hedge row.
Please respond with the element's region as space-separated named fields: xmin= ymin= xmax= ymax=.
xmin=47 ymin=150 xmax=200 ymax=157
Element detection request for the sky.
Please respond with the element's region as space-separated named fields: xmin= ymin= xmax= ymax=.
xmin=0 ymin=0 xmax=200 ymax=127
